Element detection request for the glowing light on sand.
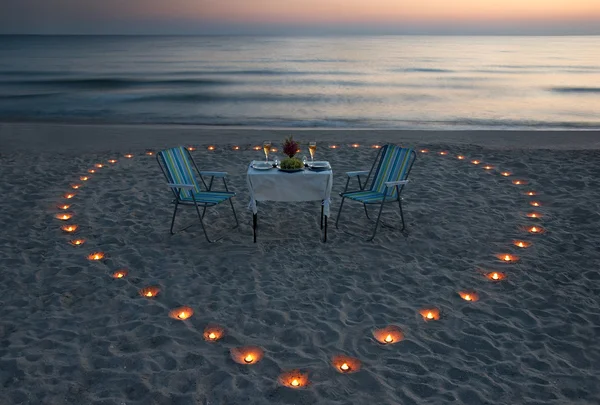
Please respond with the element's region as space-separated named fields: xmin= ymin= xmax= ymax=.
xmin=108 ymin=159 xmax=118 ymax=164
xmin=471 ymin=160 xmax=480 ymax=165
xmin=512 ymin=179 xmax=528 ymax=185
xmin=483 ymin=165 xmax=494 ymax=170
xmin=527 ymin=225 xmax=544 ymax=234
xmin=71 ymin=184 xmax=82 ymax=190
xmin=373 ymin=325 xmax=404 ymax=345
xmin=329 ymin=145 xmax=338 ymax=149
xmin=457 ymin=155 xmax=465 ymax=160
xmin=501 ymin=171 xmax=511 ymax=177
xmin=95 ymin=164 xmax=104 ymax=168
xmin=439 ymin=151 xmax=448 ymax=155
xmin=496 ymin=253 xmax=519 ymax=263
xmin=270 ymin=147 xmax=278 ymax=152
xmin=69 ymin=238 xmax=85 ymax=246
xmin=513 ymin=240 xmax=532 ymax=248
xmin=486 ymin=271 xmax=506 ymax=281
xmin=203 ymin=324 xmax=225 ymax=342
xmin=459 ymin=291 xmax=479 ymax=302
xmin=58 ymin=204 xmax=71 ymax=210
xmin=230 ymin=346 xmax=264 ymax=365
xmin=145 ymin=151 xmax=154 ymax=156
xmin=530 ymin=201 xmax=542 ymax=207
xmin=279 ymin=370 xmax=309 ymax=389
xmin=420 ymin=149 xmax=428 ymax=153
xmin=87 ymin=252 xmax=105 ymax=261
xmin=331 ymin=355 xmax=361 ymax=374
xmin=124 ymin=154 xmax=134 ymax=158
xmin=253 ymin=146 xmax=261 ymax=151
xmin=88 ymin=169 xmax=96 ymax=174
xmin=419 ymin=308 xmax=440 ymax=321
xmin=169 ymin=306 xmax=193 ymax=320
xmin=207 ymin=146 xmax=215 ymax=151
xmin=61 ymin=224 xmax=78 ymax=233
xmin=112 ymin=269 xmax=128 ymax=279
xmin=372 ymin=145 xmax=382 ymax=149
xmin=80 ymin=176 xmax=90 ymax=181
xmin=139 ymin=286 xmax=160 ymax=298
xmin=525 ymin=191 xmax=537 ymax=196
xmin=64 ymin=192 xmax=76 ymax=199
xmin=527 ymin=212 xmax=542 ymax=218
xmin=55 ymin=213 xmax=73 ymax=221
xmin=233 ymin=146 xmax=240 ymax=150
xmin=351 ymin=143 xmax=360 ymax=148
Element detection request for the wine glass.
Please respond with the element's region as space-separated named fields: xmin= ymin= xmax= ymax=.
xmin=308 ymin=141 xmax=316 ymax=163
xmin=263 ymin=141 xmax=272 ymax=163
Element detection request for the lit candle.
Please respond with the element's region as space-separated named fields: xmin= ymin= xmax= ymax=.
xmin=496 ymin=253 xmax=518 ymax=262
xmin=372 ymin=145 xmax=381 ymax=149
xmin=244 ymin=354 xmax=254 ymax=363
xmin=373 ymin=325 xmax=403 ymax=345
xmin=95 ymin=163 xmax=103 ymax=168
xmin=58 ymin=204 xmax=70 ymax=210
xmin=483 ymin=165 xmax=493 ymax=170
xmin=64 ymin=193 xmax=76 ymax=199
xmin=439 ymin=151 xmax=448 ymax=155
xmin=69 ymin=239 xmax=85 ymax=246
xmin=112 ymin=270 xmax=128 ymax=279
xmin=80 ymin=176 xmax=89 ymax=181
xmin=385 ymin=334 xmax=393 ymax=343
xmin=340 ymin=363 xmax=350 ymax=371
xmin=253 ymin=146 xmax=261 ymax=151
xmin=459 ymin=291 xmax=479 ymax=302
xmin=270 ymin=147 xmax=278 ymax=152
xmin=291 ymin=379 xmax=299 ymax=387
xmin=88 ymin=252 xmax=105 ymax=261
xmin=351 ymin=143 xmax=359 ymax=148
xmin=233 ymin=146 xmax=240 ymax=150
xmin=203 ymin=325 xmax=225 ymax=342
xmin=330 ymin=145 xmax=338 ymax=149
xmin=513 ymin=240 xmax=531 ymax=248
xmin=88 ymin=169 xmax=96 ymax=174
xmin=471 ymin=160 xmax=480 ymax=165
xmin=501 ymin=172 xmax=511 ymax=176
xmin=526 ymin=191 xmax=536 ymax=196
xmin=207 ymin=146 xmax=215 ymax=151
xmin=146 ymin=151 xmax=154 ymax=156
xmin=512 ymin=179 xmax=528 ymax=185
xmin=140 ymin=286 xmax=160 ymax=298
xmin=420 ymin=149 xmax=428 ymax=153
xmin=208 ymin=332 xmax=216 ymax=339
xmin=124 ymin=154 xmax=134 ymax=158
xmin=61 ymin=225 xmax=78 ymax=233
xmin=530 ymin=201 xmax=541 ymax=207
xmin=457 ymin=155 xmax=465 ymax=160
xmin=419 ymin=308 xmax=440 ymax=321
xmin=486 ymin=271 xmax=506 ymax=281
xmin=527 ymin=212 xmax=541 ymax=218
xmin=56 ymin=213 xmax=72 ymax=220
xmin=71 ymin=184 xmax=81 ymax=189
xmin=278 ymin=370 xmax=309 ymax=388
xmin=108 ymin=159 xmax=117 ymax=164
xmin=528 ymin=226 xmax=543 ymax=234
xmin=186 ymin=147 xmax=196 ymax=151
xmin=170 ymin=306 xmax=193 ymax=320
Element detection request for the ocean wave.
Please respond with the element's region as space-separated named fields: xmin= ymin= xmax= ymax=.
xmin=391 ymin=68 xmax=454 ymax=73
xmin=550 ymin=87 xmax=600 ymax=94
xmin=0 ymin=77 xmax=237 ymax=89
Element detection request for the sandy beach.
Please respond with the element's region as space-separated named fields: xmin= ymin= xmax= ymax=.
xmin=1 ymin=123 xmax=600 ymax=404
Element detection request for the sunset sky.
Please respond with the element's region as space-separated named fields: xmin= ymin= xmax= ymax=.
xmin=2 ymin=0 xmax=600 ymax=35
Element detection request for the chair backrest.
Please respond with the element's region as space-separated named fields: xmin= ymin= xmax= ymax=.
xmin=157 ymin=146 xmax=203 ymax=200
xmin=369 ymin=145 xmax=416 ymax=198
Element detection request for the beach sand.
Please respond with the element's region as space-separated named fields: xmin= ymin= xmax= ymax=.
xmin=1 ymin=123 xmax=600 ymax=404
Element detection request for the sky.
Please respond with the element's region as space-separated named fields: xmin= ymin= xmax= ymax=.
xmin=1 ymin=0 xmax=600 ymax=35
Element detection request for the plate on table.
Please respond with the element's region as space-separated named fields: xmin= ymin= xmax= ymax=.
xmin=309 ymin=162 xmax=330 ymax=171
xmin=252 ymin=162 xmax=273 ymax=170
xmin=278 ymin=168 xmax=304 ymax=173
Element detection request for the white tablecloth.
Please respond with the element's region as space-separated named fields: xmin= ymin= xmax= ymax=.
xmin=247 ymin=161 xmax=333 ymax=216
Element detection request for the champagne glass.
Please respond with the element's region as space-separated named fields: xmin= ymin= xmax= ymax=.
xmin=263 ymin=140 xmax=272 ymax=163
xmin=308 ymin=141 xmax=316 ymax=163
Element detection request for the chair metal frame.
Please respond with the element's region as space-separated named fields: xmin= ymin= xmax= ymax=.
xmin=335 ymin=146 xmax=416 ymax=241
xmin=156 ymin=147 xmax=239 ymax=243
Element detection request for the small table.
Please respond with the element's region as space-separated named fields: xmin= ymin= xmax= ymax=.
xmin=247 ymin=161 xmax=333 ymax=242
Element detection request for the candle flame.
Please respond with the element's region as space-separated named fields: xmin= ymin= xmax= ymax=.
xmin=71 ymin=184 xmax=81 ymax=189
xmin=112 ymin=270 xmax=128 ymax=279
xmin=457 ymin=155 xmax=465 ymax=160
xmin=146 ymin=151 xmax=154 ymax=156
xmin=146 ymin=292 xmax=153 ymax=297
xmin=486 ymin=271 xmax=506 ymax=281
xmin=501 ymin=172 xmax=511 ymax=176
xmin=471 ymin=160 xmax=480 ymax=165
xmin=70 ymin=239 xmax=85 ymax=246
xmin=291 ymin=379 xmax=299 ymax=386
xmin=492 ymin=273 xmax=499 ymax=280
xmin=426 ymin=312 xmax=433 ymax=319
xmin=420 ymin=308 xmax=440 ymax=321
xmin=116 ymin=272 xmax=124 ymax=278
xmin=61 ymin=225 xmax=78 ymax=233
xmin=385 ymin=334 xmax=393 ymax=343
xmin=529 ymin=226 xmax=540 ymax=233
xmin=420 ymin=149 xmax=428 ymax=153
xmin=340 ymin=363 xmax=349 ymax=371
xmin=59 ymin=204 xmax=70 ymax=210
xmin=526 ymin=191 xmax=536 ymax=196
xmin=88 ymin=252 xmax=105 ymax=261
xmin=170 ymin=306 xmax=193 ymax=320
xmin=372 ymin=145 xmax=381 ymax=149
xmin=64 ymin=193 xmax=75 ymax=199
xmin=531 ymin=201 xmax=541 ymax=207
xmin=330 ymin=145 xmax=338 ymax=149
xmin=244 ymin=354 xmax=254 ymax=363
xmin=253 ymin=146 xmax=261 ymax=150
xmin=56 ymin=213 xmax=72 ymax=220
xmin=233 ymin=146 xmax=240 ymax=150
xmin=95 ymin=164 xmax=103 ymax=168
xmin=464 ymin=294 xmax=471 ymax=301
xmin=208 ymin=332 xmax=216 ymax=339
xmin=439 ymin=151 xmax=448 ymax=155
xmin=80 ymin=176 xmax=89 ymax=181
xmin=186 ymin=147 xmax=196 ymax=151
xmin=484 ymin=165 xmax=493 ymax=170
xmin=351 ymin=143 xmax=359 ymax=148
xmin=124 ymin=154 xmax=134 ymax=158
xmin=88 ymin=169 xmax=96 ymax=173
xmin=207 ymin=146 xmax=215 ymax=151
xmin=108 ymin=159 xmax=117 ymax=163
xmin=459 ymin=291 xmax=479 ymax=302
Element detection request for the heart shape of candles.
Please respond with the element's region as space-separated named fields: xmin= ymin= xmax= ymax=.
xmin=419 ymin=308 xmax=440 ymax=321
xmin=139 ymin=286 xmax=160 ymax=298
xmin=331 ymin=355 xmax=361 ymax=374
xmin=203 ymin=324 xmax=225 ymax=342
xmin=87 ymin=252 xmax=105 ymax=261
xmin=169 ymin=306 xmax=193 ymax=320
xmin=486 ymin=271 xmax=506 ymax=281
xmin=69 ymin=238 xmax=85 ymax=246
xmin=495 ymin=253 xmax=519 ymax=263
xmin=458 ymin=291 xmax=479 ymax=302
xmin=61 ymin=224 xmax=78 ymax=233
xmin=278 ymin=370 xmax=309 ymax=389
xmin=372 ymin=325 xmax=404 ymax=345
xmin=112 ymin=269 xmax=128 ymax=279
xmin=230 ymin=346 xmax=264 ymax=365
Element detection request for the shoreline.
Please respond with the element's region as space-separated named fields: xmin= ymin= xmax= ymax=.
xmin=2 ymin=122 xmax=600 ymax=152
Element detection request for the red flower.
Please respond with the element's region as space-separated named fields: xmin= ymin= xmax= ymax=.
xmin=283 ymin=136 xmax=299 ymax=158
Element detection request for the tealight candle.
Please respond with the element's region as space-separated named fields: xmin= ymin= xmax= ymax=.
xmin=112 ymin=269 xmax=128 ymax=279
xmin=331 ymin=355 xmax=361 ymax=374
xmin=95 ymin=163 xmax=103 ymax=168
xmin=139 ymin=286 xmax=160 ymax=298
xmin=351 ymin=143 xmax=360 ymax=148
xmin=55 ymin=213 xmax=73 ymax=221
xmin=230 ymin=346 xmax=264 ymax=365
xmin=169 ymin=306 xmax=194 ymax=320
xmin=203 ymin=324 xmax=225 ymax=342
xmin=419 ymin=149 xmax=428 ymax=153
xmin=58 ymin=204 xmax=71 ymax=210
xmin=528 ymin=225 xmax=544 ymax=234
xmin=88 ymin=169 xmax=96 ymax=174
xmin=71 ymin=184 xmax=82 ymax=190
xmin=270 ymin=147 xmax=278 ymax=152
xmin=486 ymin=271 xmax=506 ymax=281
xmin=253 ymin=146 xmax=261 ymax=151
xmin=513 ymin=240 xmax=532 ymax=248
xmin=525 ymin=191 xmax=537 ymax=196
xmin=330 ymin=145 xmax=338 ymax=149
xmin=207 ymin=146 xmax=215 ymax=151
xmin=530 ymin=201 xmax=541 ymax=207
xmin=501 ymin=172 xmax=511 ymax=177
xmin=87 ymin=252 xmax=105 ymax=261
xmin=439 ymin=151 xmax=448 ymax=155
xmin=108 ymin=159 xmax=118 ymax=164
xmin=457 ymin=155 xmax=465 ymax=160
xmin=145 ymin=151 xmax=154 ymax=156
xmin=527 ymin=212 xmax=542 ymax=218
xmin=64 ymin=193 xmax=76 ymax=199
xmin=496 ymin=253 xmax=519 ymax=263
xmin=233 ymin=146 xmax=240 ymax=150
xmin=483 ymin=165 xmax=494 ymax=170
xmin=69 ymin=238 xmax=85 ymax=246
xmin=459 ymin=291 xmax=479 ymax=302
xmin=278 ymin=370 xmax=309 ymax=389
xmin=512 ymin=179 xmax=528 ymax=185
xmin=373 ymin=325 xmax=404 ymax=345
xmin=61 ymin=224 xmax=78 ymax=233
xmin=80 ymin=176 xmax=89 ymax=181
xmin=372 ymin=145 xmax=382 ymax=149
xmin=124 ymin=154 xmax=134 ymax=158
xmin=471 ymin=160 xmax=480 ymax=165
xmin=419 ymin=308 xmax=440 ymax=321
xmin=186 ymin=147 xmax=196 ymax=151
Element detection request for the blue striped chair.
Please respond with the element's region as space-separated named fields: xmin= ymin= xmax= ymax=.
xmin=156 ymin=146 xmax=238 ymax=243
xmin=335 ymin=145 xmax=416 ymax=241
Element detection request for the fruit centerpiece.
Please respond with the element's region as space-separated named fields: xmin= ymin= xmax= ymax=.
xmin=280 ymin=136 xmax=304 ymax=170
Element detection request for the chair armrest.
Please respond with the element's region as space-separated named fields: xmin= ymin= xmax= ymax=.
xmin=346 ymin=171 xmax=369 ymax=177
xmin=167 ymin=183 xmax=195 ymax=190
xmin=385 ymin=180 xmax=409 ymax=187
xmin=200 ymin=171 xmax=227 ymax=178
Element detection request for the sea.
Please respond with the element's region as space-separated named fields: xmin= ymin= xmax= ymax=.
xmin=0 ymin=35 xmax=599 ymax=129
